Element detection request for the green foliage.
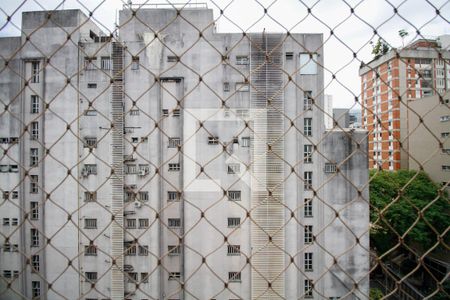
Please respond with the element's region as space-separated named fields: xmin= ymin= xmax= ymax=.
xmin=371 ymin=38 xmax=390 ymax=58
xmin=369 ymin=170 xmax=449 ymax=254
xmin=370 ymin=288 xmax=384 ymax=300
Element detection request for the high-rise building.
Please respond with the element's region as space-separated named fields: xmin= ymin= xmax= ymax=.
xmin=359 ymin=36 xmax=450 ymax=170
xmin=0 ymin=7 xmax=369 ymax=300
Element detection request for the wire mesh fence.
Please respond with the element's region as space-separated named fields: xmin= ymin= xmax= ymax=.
xmin=0 ymin=0 xmax=449 ymax=299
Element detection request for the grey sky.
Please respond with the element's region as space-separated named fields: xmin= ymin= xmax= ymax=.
xmin=1 ymin=0 xmax=449 ymax=108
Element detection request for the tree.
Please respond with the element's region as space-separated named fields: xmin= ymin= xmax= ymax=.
xmin=370 ymin=38 xmax=390 ymax=58
xmin=399 ymin=29 xmax=409 ymax=47
xmin=370 ymin=170 xmax=449 ymax=254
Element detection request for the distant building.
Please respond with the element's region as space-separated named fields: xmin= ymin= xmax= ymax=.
xmin=408 ymin=91 xmax=450 ymax=189
xmin=0 ymin=7 xmax=369 ymax=300
xmin=349 ymin=109 xmax=362 ymax=128
xmin=359 ymin=36 xmax=450 ymax=170
xmin=333 ymin=108 xmax=350 ymax=128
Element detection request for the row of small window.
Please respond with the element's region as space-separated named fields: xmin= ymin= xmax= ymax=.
xmin=0 ymin=165 xmax=19 ymax=173
xmin=440 ymin=115 xmax=450 ymax=122
xmin=124 ymin=242 xmax=149 ymax=256
xmin=207 ymin=136 xmax=251 ymax=147
xmin=83 ymin=218 xmax=149 ymax=229
xmin=2 ymin=191 xmax=18 ymax=200
xmin=0 ymin=137 xmax=19 ymax=144
xmin=2 ymin=218 xmax=19 ymax=226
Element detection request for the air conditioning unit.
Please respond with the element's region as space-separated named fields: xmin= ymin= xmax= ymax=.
xmin=139 ymin=170 xmax=147 ymax=176
xmin=123 ymin=264 xmax=134 ymax=272
xmin=134 ymin=201 xmax=142 ymax=208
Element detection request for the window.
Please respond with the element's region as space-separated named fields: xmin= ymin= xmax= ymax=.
xmin=32 ymin=281 xmax=41 ymax=298
xmin=126 ymin=272 xmax=138 ymax=282
xmin=168 ymin=272 xmax=181 ymax=280
xmin=304 ymin=198 xmax=313 ymax=217
xmin=285 ymin=52 xmax=294 ymax=60
xmin=441 ymin=132 xmax=449 ymax=138
xmin=85 ymin=218 xmax=97 ymax=229
xmin=304 ymin=279 xmax=313 ymax=298
xmin=304 ymin=145 xmax=313 ymax=163
xmin=30 ymin=95 xmax=39 ymax=113
xmin=228 ymin=217 xmax=241 ymax=228
xmin=9 ymin=165 xmax=18 ymax=173
xmin=131 ymin=56 xmax=140 ymax=70
xmin=83 ymin=164 xmax=97 ymax=175
xmin=85 ymin=272 xmax=98 ymax=283
xmin=0 ymin=165 xmax=8 ymax=173
xmin=162 ymin=109 xmax=169 ymax=116
xmin=87 ymin=83 xmax=97 ymax=88
xmin=228 ymin=272 xmax=241 ymax=282
xmin=101 ymin=57 xmax=111 ymax=70
xmin=3 ymin=218 xmax=9 ymax=226
xmin=130 ymin=109 xmax=139 ymax=116
xmin=139 ymin=245 xmax=149 ymax=256
xmin=304 ymin=172 xmax=312 ymax=190
xmin=31 ymin=228 xmax=39 ymax=247
xmin=168 ymin=245 xmax=181 ymax=256
xmin=31 ymin=255 xmax=40 ymax=272
xmin=223 ymin=82 xmax=230 ymax=92
xmin=304 ymin=91 xmax=313 ymax=110
xmin=125 ymin=191 xmax=135 ymax=202
xmin=300 ymin=53 xmax=318 ymax=75
xmin=31 ymin=61 xmax=40 ymax=83
xmin=304 ymin=225 xmax=313 ymax=244
xmin=84 ymin=137 xmax=97 ymax=148
xmin=241 ymin=137 xmax=250 ymax=147
xmin=30 ymin=148 xmax=38 ymax=167
xmin=304 ymin=118 xmax=312 ymax=136
xmin=84 ymin=191 xmax=97 ymax=202
xmin=208 ymin=136 xmax=219 ymax=145
xmin=84 ymin=245 xmax=97 ymax=256
xmin=139 ymin=218 xmax=149 ymax=228
xmin=84 ymin=57 xmax=97 ymax=70
xmin=168 ymin=218 xmax=181 ymax=228
xmin=168 ymin=163 xmax=180 ymax=171
xmin=236 ymin=83 xmax=250 ymax=92
xmin=125 ymin=164 xmax=137 ymax=174
xmin=304 ymin=252 xmax=313 ymax=271
xmin=227 ymin=245 xmax=240 ymax=256
xmin=30 ymin=201 xmax=39 ymax=220
xmin=141 ymin=272 xmax=149 ymax=283
xmin=126 ymin=219 xmax=136 ymax=229
xmin=3 ymin=270 xmax=12 ymax=278
xmin=442 ymin=165 xmax=450 ymax=172
xmin=227 ymin=191 xmax=241 ymax=201
xmin=30 ymin=175 xmax=39 ymax=193
xmin=324 ymin=163 xmax=337 ymax=173
xmin=169 ymin=137 xmax=181 ymax=148
xmin=11 ymin=218 xmax=18 ymax=226
xmin=227 ymin=163 xmax=240 ymax=174
xmin=168 ymin=191 xmax=179 ymax=201
xmin=167 ymin=55 xmax=178 ymax=62
xmin=124 ymin=242 xmax=136 ymax=255
xmin=440 ymin=115 xmax=450 ymax=122
xmin=236 ymin=55 xmax=249 ymax=65
xmin=31 ymin=122 xmax=39 ymax=140
xmin=138 ymin=191 xmax=149 ymax=202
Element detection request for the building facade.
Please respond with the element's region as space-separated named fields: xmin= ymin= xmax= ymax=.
xmin=359 ymin=37 xmax=450 ymax=170
xmin=0 ymin=7 xmax=369 ymax=300
xmin=407 ymin=91 xmax=450 ymax=189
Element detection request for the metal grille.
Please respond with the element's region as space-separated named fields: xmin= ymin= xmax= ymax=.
xmin=0 ymin=1 xmax=449 ymax=300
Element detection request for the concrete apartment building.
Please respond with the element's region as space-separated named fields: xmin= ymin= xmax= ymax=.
xmin=0 ymin=6 xmax=369 ymax=300
xmin=359 ymin=37 xmax=450 ymax=170
xmin=407 ymin=91 xmax=450 ymax=189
